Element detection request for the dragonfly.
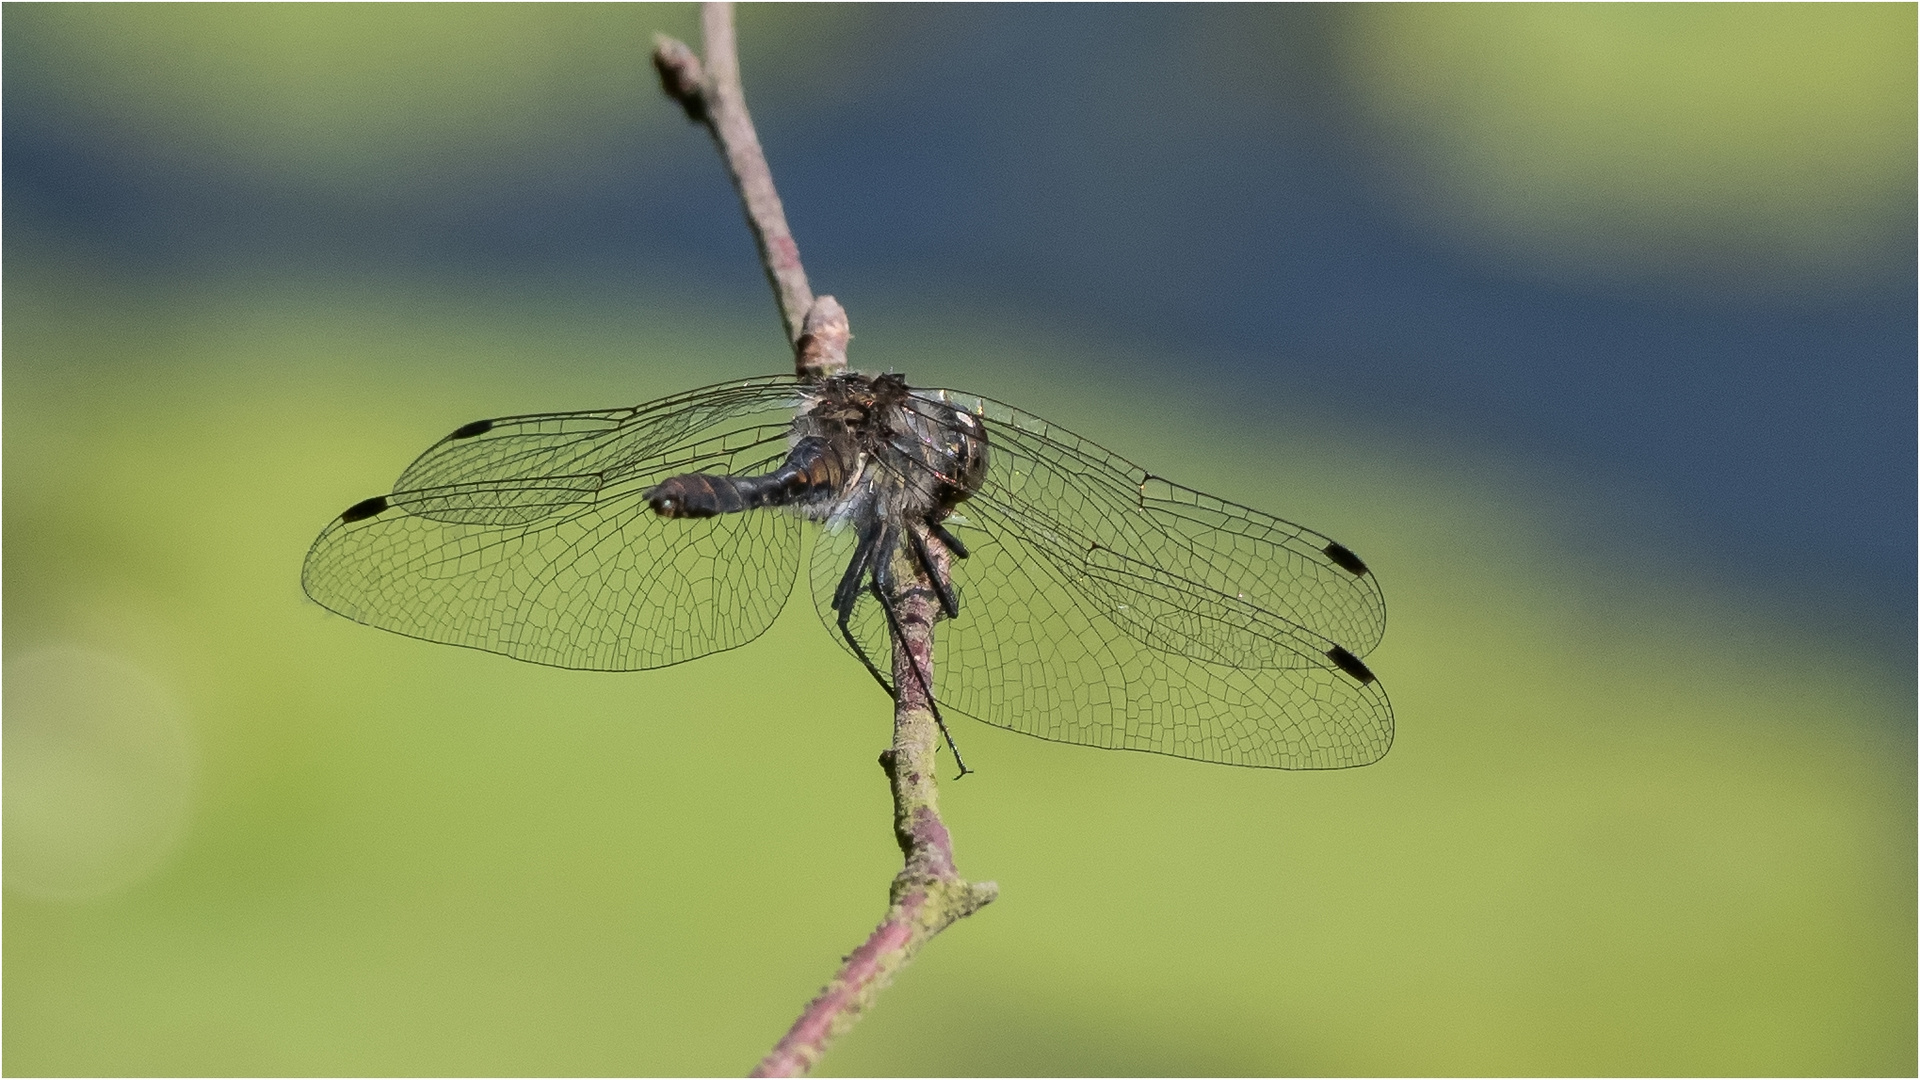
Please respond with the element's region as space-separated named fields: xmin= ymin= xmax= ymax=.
xmin=302 ymin=371 xmax=1392 ymax=772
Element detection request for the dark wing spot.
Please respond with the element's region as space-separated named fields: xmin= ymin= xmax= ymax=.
xmin=1323 ymin=541 xmax=1370 ymax=576
xmin=450 ymin=419 xmax=494 ymax=439
xmin=1325 ymin=645 xmax=1376 ymax=684
xmin=339 ymin=495 xmax=389 ymax=523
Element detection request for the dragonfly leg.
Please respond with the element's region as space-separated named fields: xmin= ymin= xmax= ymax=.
xmin=928 ymin=520 xmax=969 ymax=559
xmin=832 ymin=521 xmax=882 ymax=616
xmin=909 ymin=524 xmax=961 ymax=619
xmin=833 ymin=522 xmax=896 ymax=700
xmin=869 ymin=571 xmax=972 ymax=779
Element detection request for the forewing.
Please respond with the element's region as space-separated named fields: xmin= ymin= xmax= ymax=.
xmin=867 ymin=389 xmax=1392 ymax=769
xmin=394 ymin=377 xmax=802 ymax=501
xmin=910 ymin=390 xmax=1387 ymax=658
xmin=303 ymin=376 xmax=807 ymax=670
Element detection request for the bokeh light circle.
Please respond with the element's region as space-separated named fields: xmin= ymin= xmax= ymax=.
xmin=5 ymin=645 xmax=196 ymax=902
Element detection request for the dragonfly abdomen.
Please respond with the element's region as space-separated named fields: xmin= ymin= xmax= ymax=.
xmin=648 ymin=434 xmax=853 ymax=519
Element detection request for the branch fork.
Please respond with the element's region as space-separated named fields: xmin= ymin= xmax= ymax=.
xmin=653 ymin=6 xmax=995 ymax=1075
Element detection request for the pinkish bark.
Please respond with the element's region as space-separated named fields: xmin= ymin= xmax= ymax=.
xmin=653 ymin=5 xmax=814 ymax=351
xmin=796 ymin=296 xmax=850 ymax=379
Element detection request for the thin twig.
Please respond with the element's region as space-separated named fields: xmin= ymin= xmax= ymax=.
xmin=651 ymin=5 xmax=995 ymax=1076
xmin=751 ymin=547 xmax=998 ymax=1079
xmin=653 ymin=4 xmax=818 ymax=356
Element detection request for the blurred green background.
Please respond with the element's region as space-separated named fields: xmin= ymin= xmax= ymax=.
xmin=5 ymin=4 xmax=1913 ymax=1076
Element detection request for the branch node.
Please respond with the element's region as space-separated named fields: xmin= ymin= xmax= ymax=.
xmin=650 ymin=34 xmax=708 ymax=123
xmin=797 ymin=296 xmax=851 ymax=379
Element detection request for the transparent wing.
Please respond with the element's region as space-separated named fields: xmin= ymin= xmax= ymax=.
xmin=812 ymin=388 xmax=1392 ymax=770
xmin=917 ymin=390 xmax=1387 ymax=658
xmin=304 ymin=376 xmax=808 ymax=671
xmin=932 ymin=489 xmax=1392 ymax=769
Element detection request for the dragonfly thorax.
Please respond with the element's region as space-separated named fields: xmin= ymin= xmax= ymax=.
xmin=647 ymin=372 xmax=988 ymax=531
